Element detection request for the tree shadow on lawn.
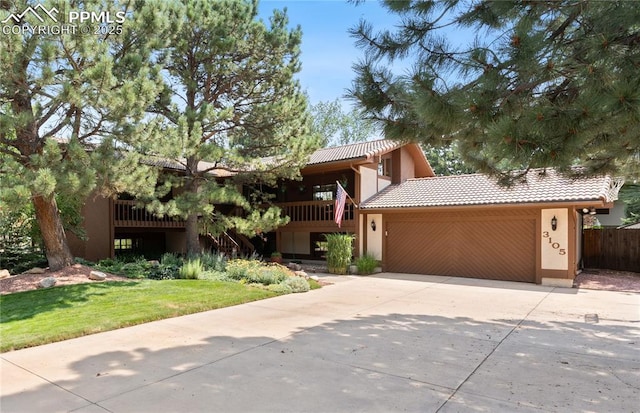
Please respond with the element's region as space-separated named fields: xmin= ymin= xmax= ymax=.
xmin=0 ymin=281 xmax=139 ymax=323
xmin=1 ymin=312 xmax=638 ymax=412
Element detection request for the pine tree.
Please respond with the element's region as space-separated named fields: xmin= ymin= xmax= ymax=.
xmin=0 ymin=0 xmax=171 ymax=270
xmin=350 ymin=0 xmax=640 ymax=182
xmin=147 ymin=0 xmax=319 ymax=255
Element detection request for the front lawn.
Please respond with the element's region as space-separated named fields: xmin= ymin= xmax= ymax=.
xmin=0 ymin=279 xmax=278 ymax=352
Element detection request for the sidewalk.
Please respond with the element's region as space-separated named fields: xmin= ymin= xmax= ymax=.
xmin=2 ymin=273 xmax=639 ymax=412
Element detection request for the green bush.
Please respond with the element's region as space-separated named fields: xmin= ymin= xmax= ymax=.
xmin=283 ymin=276 xmax=310 ymax=293
xmin=267 ymin=283 xmax=293 ymax=294
xmin=179 ymin=258 xmax=203 ymax=280
xmin=148 ymin=264 xmax=179 ymax=280
xmin=225 ymin=260 xmax=289 ymax=285
xmin=160 ymin=252 xmax=182 ymax=268
xmin=324 ymin=233 xmax=353 ymax=274
xmin=96 ymin=256 xmax=150 ymax=279
xmin=355 ymin=254 xmax=378 ymax=275
xmin=200 ymin=252 xmax=227 ymax=272
xmin=0 ymin=247 xmax=47 ymax=275
xmin=121 ymin=261 xmax=151 ymax=279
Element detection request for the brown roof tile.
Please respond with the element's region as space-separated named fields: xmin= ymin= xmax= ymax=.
xmin=307 ymin=139 xmax=401 ymax=165
xmin=361 ymin=169 xmax=619 ymax=209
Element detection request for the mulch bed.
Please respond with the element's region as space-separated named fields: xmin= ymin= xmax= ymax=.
xmin=574 ymin=269 xmax=640 ymax=293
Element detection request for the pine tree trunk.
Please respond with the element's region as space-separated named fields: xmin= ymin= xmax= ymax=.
xmin=185 ymin=213 xmax=201 ymax=256
xmin=32 ymin=194 xmax=74 ymax=271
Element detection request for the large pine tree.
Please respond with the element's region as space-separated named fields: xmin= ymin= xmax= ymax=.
xmin=350 ymin=0 xmax=640 ymax=182
xmin=0 ymin=0 xmax=170 ymax=269
xmin=147 ymin=0 xmax=318 ymax=255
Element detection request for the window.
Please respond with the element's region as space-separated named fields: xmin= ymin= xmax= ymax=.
xmin=114 ymin=238 xmax=134 ymax=251
xmin=378 ymin=157 xmax=392 ymax=177
xmin=313 ymin=184 xmax=336 ymax=201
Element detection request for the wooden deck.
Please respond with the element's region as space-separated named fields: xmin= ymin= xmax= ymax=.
xmin=113 ymin=200 xmax=185 ymax=228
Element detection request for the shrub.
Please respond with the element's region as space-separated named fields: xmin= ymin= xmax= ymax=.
xmin=160 ymin=252 xmax=182 ymax=268
xmin=267 ymin=283 xmax=293 ymax=294
xmin=0 ymin=247 xmax=47 ymax=275
xmin=283 ymin=276 xmax=310 ymax=293
xmin=355 ymin=254 xmax=378 ymax=275
xmin=200 ymin=252 xmax=227 ymax=272
xmin=120 ymin=259 xmax=151 ymax=279
xmin=225 ymin=260 xmax=290 ymax=285
xmin=179 ymin=258 xmax=203 ymax=280
xmin=324 ymin=233 xmax=353 ymax=274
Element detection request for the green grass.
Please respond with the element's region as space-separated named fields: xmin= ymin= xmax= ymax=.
xmin=0 ymin=280 xmax=278 ymax=352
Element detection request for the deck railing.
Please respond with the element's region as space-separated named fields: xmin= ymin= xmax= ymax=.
xmin=113 ymin=200 xmax=185 ymax=228
xmin=278 ymin=200 xmax=355 ymax=224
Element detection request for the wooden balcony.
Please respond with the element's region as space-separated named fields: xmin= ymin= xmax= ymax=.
xmin=278 ymin=200 xmax=355 ymax=229
xmin=113 ymin=200 xmax=185 ymax=228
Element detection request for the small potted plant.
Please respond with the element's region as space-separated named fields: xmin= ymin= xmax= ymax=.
xmin=270 ymin=251 xmax=282 ymax=264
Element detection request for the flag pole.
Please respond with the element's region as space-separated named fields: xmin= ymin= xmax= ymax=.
xmin=336 ymin=181 xmax=358 ymax=208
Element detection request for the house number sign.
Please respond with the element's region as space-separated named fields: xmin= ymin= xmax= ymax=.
xmin=541 ymin=208 xmax=569 ymax=271
xmin=542 ymin=231 xmax=566 ymax=255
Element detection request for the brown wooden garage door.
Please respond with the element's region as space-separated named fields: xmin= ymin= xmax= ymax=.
xmin=385 ymin=213 xmax=536 ymax=282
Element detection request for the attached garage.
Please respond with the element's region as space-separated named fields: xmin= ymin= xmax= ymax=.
xmin=360 ymin=169 xmax=623 ymax=285
xmin=385 ymin=211 xmax=536 ymax=282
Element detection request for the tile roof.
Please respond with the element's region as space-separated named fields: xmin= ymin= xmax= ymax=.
xmin=361 ymin=169 xmax=619 ymax=209
xmin=307 ymin=139 xmax=401 ymax=165
xmin=143 ymin=158 xmax=235 ymax=177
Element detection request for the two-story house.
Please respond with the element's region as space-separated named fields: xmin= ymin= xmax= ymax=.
xmin=70 ymin=139 xmax=621 ymax=286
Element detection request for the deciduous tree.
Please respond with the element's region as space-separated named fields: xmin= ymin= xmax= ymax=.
xmin=310 ymin=99 xmax=377 ymax=147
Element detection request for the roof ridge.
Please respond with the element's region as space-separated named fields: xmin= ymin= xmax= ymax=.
xmin=314 ymin=138 xmax=391 ymax=152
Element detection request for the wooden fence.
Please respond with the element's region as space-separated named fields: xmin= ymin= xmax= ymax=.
xmin=583 ymin=228 xmax=640 ymax=272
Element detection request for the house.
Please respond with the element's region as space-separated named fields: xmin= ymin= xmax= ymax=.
xmin=70 ymin=139 xmax=622 ymax=286
xmin=360 ymin=169 xmax=622 ymax=286
xmin=271 ymin=139 xmax=433 ymax=260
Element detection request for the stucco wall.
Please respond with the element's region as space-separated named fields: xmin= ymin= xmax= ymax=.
xmin=360 ymin=165 xmax=378 ymax=202
xmin=366 ymin=213 xmax=383 ymax=260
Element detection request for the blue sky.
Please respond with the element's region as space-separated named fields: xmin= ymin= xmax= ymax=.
xmin=258 ymin=0 xmax=399 ymax=108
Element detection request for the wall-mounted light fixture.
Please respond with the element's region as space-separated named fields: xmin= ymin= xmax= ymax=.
xmin=370 ymin=219 xmax=376 ymax=231
xmin=551 ymin=215 xmax=558 ymax=231
xmin=589 ymin=207 xmax=597 ymax=215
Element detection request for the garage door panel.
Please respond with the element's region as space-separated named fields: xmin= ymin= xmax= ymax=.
xmin=386 ymin=221 xmax=452 ymax=275
xmin=450 ymin=220 xmax=535 ymax=282
xmin=386 ymin=214 xmax=536 ymax=283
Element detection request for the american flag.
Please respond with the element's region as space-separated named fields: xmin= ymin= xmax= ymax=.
xmin=334 ymin=182 xmax=348 ymax=228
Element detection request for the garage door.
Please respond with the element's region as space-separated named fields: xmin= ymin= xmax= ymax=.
xmin=385 ymin=214 xmax=536 ymax=282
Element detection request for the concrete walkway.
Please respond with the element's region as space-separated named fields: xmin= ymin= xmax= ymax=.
xmin=1 ymin=273 xmax=639 ymax=412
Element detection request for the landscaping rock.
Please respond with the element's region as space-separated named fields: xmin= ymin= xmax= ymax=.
xmin=294 ymin=270 xmax=308 ymax=278
xmin=24 ymin=267 xmax=46 ymax=274
xmin=148 ymin=260 xmax=160 ymax=267
xmin=39 ymin=277 xmax=57 ymax=289
xmin=288 ymin=263 xmax=302 ymax=271
xmin=89 ymin=270 xmax=107 ymax=281
xmin=309 ymin=275 xmax=319 ymax=281
xmin=0 ymin=269 xmax=10 ymax=279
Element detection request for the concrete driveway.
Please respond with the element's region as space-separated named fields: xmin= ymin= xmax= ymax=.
xmin=1 ymin=273 xmax=639 ymax=412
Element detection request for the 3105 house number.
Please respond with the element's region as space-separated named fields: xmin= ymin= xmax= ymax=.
xmin=542 ymin=231 xmax=566 ymax=255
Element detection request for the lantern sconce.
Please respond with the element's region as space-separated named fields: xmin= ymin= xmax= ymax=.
xmin=551 ymin=216 xmax=557 ymax=231
xmin=370 ymin=219 xmax=377 ymax=232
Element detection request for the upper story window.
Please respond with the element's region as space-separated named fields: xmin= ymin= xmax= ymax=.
xmin=313 ymin=184 xmax=336 ymax=201
xmin=378 ymin=157 xmax=392 ymax=178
